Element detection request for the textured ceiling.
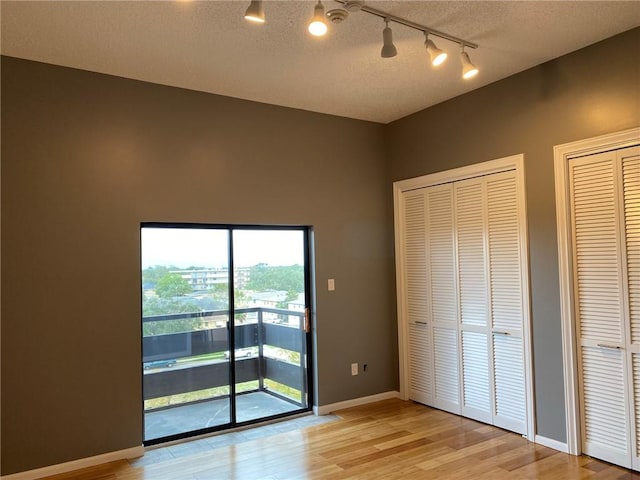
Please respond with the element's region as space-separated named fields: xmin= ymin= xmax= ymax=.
xmin=2 ymin=1 xmax=639 ymax=123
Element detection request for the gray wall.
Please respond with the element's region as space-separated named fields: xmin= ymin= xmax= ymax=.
xmin=0 ymin=57 xmax=397 ymax=475
xmin=2 ymin=26 xmax=639 ymax=476
xmin=387 ymin=27 xmax=640 ymax=443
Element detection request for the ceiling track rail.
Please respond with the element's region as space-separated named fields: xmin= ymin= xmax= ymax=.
xmin=334 ymin=0 xmax=478 ymax=49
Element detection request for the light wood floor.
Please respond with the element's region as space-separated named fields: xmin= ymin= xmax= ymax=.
xmin=43 ymin=398 xmax=639 ymax=480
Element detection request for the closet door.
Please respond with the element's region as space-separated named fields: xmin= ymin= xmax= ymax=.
xmin=570 ymin=151 xmax=631 ymax=468
xmin=455 ymin=172 xmax=527 ymax=433
xmin=486 ymin=172 xmax=527 ymax=434
xmin=426 ymin=185 xmax=460 ymax=414
xmin=455 ymin=179 xmax=492 ymax=424
xmin=401 ymin=189 xmax=433 ymax=406
xmin=396 ymin=160 xmax=530 ymax=437
xmin=622 ymin=147 xmax=640 ymax=470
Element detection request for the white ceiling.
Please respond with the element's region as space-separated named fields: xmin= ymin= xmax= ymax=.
xmin=2 ymin=1 xmax=639 ymax=123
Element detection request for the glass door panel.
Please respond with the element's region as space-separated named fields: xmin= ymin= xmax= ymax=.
xmin=141 ymin=227 xmax=231 ymax=443
xmin=141 ymin=225 xmax=312 ymax=444
xmin=232 ymin=229 xmax=309 ymax=423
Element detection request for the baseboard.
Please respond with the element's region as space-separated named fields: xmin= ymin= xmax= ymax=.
xmin=535 ymin=434 xmax=569 ymax=453
xmin=314 ymin=391 xmax=400 ymax=416
xmin=1 ymin=445 xmax=144 ymax=480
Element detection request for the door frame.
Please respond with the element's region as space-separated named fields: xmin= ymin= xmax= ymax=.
xmin=140 ymin=223 xmax=314 ymax=445
xmin=553 ymin=127 xmax=640 ymax=456
xmin=393 ymin=153 xmax=535 ymax=440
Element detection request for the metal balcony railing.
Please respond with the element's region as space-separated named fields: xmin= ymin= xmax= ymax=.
xmin=142 ymin=307 xmax=307 ymax=409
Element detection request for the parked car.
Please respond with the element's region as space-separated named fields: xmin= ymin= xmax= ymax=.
xmin=223 ymin=348 xmax=255 ymax=360
xmin=143 ymin=359 xmax=177 ymax=370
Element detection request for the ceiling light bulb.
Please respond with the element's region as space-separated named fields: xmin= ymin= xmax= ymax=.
xmin=308 ymin=1 xmax=328 ymax=37
xmin=244 ymin=1 xmax=265 ymax=23
xmin=460 ymin=50 xmax=479 ymax=79
xmin=381 ymin=21 xmax=397 ymax=58
xmin=425 ymin=37 xmax=447 ymax=67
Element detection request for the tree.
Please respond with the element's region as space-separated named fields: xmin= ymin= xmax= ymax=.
xmin=155 ymin=273 xmax=191 ymax=298
xmin=234 ymin=289 xmax=249 ymax=308
xmin=142 ymin=265 xmax=174 ymax=287
xmin=142 ymin=297 xmax=202 ymax=336
xmin=246 ymin=264 xmax=304 ymax=292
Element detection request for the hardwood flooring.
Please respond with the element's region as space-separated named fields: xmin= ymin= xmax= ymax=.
xmin=42 ymin=398 xmax=639 ymax=480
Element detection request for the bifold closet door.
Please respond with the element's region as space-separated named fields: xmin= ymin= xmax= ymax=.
xmin=401 ymin=189 xmax=433 ymax=406
xmin=455 ymin=172 xmax=527 ymax=434
xmin=455 ymin=179 xmax=492 ymax=424
xmin=623 ymin=147 xmax=640 ymax=470
xmin=486 ymin=173 xmax=527 ymax=435
xmin=426 ymin=185 xmax=460 ymax=415
xmin=623 ymin=148 xmax=640 ymax=470
xmin=400 ymin=185 xmax=459 ymax=413
xmin=570 ymin=146 xmax=640 ymax=470
xmin=399 ymin=167 xmax=528 ymax=436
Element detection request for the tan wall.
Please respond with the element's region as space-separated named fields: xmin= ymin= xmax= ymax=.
xmin=387 ymin=27 xmax=640 ymax=443
xmin=0 ymin=57 xmax=397 ymax=475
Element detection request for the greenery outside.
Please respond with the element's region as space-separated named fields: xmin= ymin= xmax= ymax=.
xmin=142 ymin=262 xmax=306 ymax=412
xmin=145 ymin=379 xmax=301 ymax=410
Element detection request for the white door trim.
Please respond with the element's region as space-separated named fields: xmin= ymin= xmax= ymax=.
xmin=553 ymin=127 xmax=640 ymax=456
xmin=394 ymin=154 xmax=535 ymax=440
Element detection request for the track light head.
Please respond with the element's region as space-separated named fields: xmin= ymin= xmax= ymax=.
xmin=244 ymin=1 xmax=265 ymax=24
xmin=424 ymin=35 xmax=447 ymax=67
xmin=381 ymin=20 xmax=397 ymax=58
xmin=460 ymin=49 xmax=479 ymax=79
xmin=308 ymin=1 xmax=328 ymax=37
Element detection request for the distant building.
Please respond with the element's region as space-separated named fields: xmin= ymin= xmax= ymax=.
xmin=250 ymin=290 xmax=287 ymax=307
xmin=287 ymin=293 xmax=306 ymax=327
xmin=250 ymin=290 xmax=287 ymax=322
xmin=171 ymin=267 xmax=250 ymax=291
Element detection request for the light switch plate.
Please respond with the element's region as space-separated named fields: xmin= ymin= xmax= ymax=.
xmin=328 ymin=278 xmax=335 ymax=291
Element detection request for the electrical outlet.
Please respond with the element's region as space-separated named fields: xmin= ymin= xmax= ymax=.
xmin=351 ymin=363 xmax=358 ymax=376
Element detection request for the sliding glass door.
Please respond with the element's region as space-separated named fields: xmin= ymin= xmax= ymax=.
xmin=141 ymin=225 xmax=311 ymax=445
xmin=232 ymin=229 xmax=308 ymax=423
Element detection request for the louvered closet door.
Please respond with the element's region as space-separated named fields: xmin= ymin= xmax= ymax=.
xmin=622 ymin=147 xmax=640 ymax=471
xmin=401 ymin=189 xmax=433 ymax=406
xmin=398 ymin=164 xmax=529 ymax=436
xmin=570 ymin=151 xmax=631 ymax=468
xmin=426 ymin=184 xmax=460 ymax=414
xmin=486 ymin=172 xmax=527 ymax=435
xmin=455 ymin=179 xmax=492 ymax=424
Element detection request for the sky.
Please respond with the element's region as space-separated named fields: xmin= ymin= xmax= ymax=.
xmin=141 ymin=227 xmax=304 ymax=269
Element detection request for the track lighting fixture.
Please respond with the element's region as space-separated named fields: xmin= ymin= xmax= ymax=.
xmin=380 ymin=19 xmax=397 ymax=58
xmin=244 ymin=0 xmax=265 ymax=24
xmin=308 ymin=1 xmax=328 ymax=37
xmin=242 ymin=1 xmax=480 ymax=80
xmin=460 ymin=48 xmax=479 ymax=79
xmin=343 ymin=1 xmax=364 ymax=12
xmin=424 ymin=34 xmax=447 ymax=67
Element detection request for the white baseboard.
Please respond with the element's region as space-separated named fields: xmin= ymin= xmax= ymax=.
xmin=3 ymin=393 xmax=399 ymax=478
xmin=1 ymin=445 xmax=144 ymax=480
xmin=314 ymin=391 xmax=400 ymax=416
xmin=535 ymin=434 xmax=569 ymax=453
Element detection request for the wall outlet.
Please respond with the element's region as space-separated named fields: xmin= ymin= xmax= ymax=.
xmin=351 ymin=363 xmax=358 ymax=376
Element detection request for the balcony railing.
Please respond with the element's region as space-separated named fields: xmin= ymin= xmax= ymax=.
xmin=142 ymin=307 xmax=307 ymax=410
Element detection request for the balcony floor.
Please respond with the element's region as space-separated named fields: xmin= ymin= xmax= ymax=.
xmin=145 ymin=391 xmax=303 ymax=441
